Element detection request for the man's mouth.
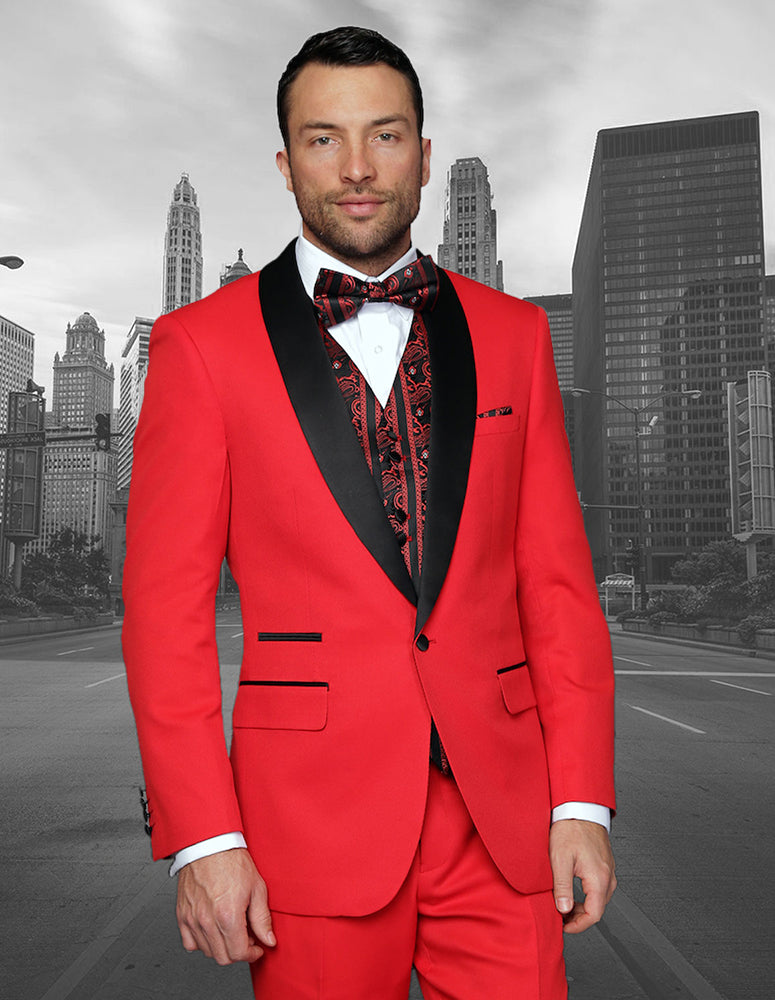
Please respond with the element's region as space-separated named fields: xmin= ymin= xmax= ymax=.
xmin=334 ymin=195 xmax=386 ymax=217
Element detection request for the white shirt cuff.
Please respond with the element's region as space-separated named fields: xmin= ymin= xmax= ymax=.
xmin=168 ymin=832 xmax=247 ymax=876
xmin=551 ymin=802 xmax=611 ymax=832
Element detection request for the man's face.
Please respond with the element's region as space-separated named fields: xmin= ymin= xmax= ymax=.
xmin=277 ymin=61 xmax=431 ymax=274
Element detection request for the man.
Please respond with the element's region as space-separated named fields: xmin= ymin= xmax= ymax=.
xmin=123 ymin=26 xmax=616 ymax=999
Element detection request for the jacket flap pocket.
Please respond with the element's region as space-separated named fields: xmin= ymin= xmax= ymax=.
xmin=497 ymin=662 xmax=536 ymax=715
xmin=233 ymin=681 xmax=328 ymax=731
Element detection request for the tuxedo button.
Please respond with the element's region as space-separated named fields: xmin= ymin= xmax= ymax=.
xmin=415 ymin=634 xmax=430 ymax=651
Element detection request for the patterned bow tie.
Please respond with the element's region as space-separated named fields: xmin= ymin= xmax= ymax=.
xmin=313 ymin=255 xmax=439 ymax=328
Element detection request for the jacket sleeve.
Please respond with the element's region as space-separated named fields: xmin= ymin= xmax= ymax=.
xmin=514 ymin=307 xmax=616 ymax=813
xmin=122 ymin=312 xmax=243 ymax=860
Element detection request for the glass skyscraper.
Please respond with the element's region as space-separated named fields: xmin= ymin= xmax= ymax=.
xmin=573 ymin=112 xmax=766 ymax=581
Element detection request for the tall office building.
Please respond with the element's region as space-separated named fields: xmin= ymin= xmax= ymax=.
xmin=765 ymin=275 xmax=775 ymax=357
xmin=437 ymin=157 xmax=504 ymax=290
xmin=0 ymin=315 xmax=35 ymax=573
xmin=117 ymin=317 xmax=153 ymax=490
xmin=573 ymin=112 xmax=766 ymax=581
xmin=524 ymin=294 xmax=573 ymax=389
xmin=524 ymin=294 xmax=576 ymax=469
xmin=163 ymin=172 xmax=203 ymax=313
xmin=29 ymin=312 xmax=116 ymax=558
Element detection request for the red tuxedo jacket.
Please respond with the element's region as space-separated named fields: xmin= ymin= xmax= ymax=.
xmin=122 ymin=241 xmax=615 ymax=917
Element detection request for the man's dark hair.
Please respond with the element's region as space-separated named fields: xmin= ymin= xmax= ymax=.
xmin=277 ymin=26 xmax=424 ymax=149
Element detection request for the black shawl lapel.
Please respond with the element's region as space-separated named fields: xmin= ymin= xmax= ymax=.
xmin=259 ymin=241 xmax=416 ymax=606
xmin=416 ymin=269 xmax=477 ymax=635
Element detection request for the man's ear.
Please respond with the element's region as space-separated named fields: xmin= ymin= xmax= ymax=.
xmin=421 ymin=138 xmax=431 ymax=188
xmin=276 ymin=149 xmax=294 ymax=193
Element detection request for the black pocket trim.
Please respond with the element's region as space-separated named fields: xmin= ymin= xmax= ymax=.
xmin=239 ymin=680 xmax=329 ymax=688
xmin=496 ymin=660 xmax=527 ymax=675
xmin=257 ymin=632 xmax=322 ymax=642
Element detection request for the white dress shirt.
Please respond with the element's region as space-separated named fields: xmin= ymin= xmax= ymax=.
xmin=169 ymin=234 xmax=609 ymax=875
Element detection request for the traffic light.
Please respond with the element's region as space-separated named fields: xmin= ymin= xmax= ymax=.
xmin=95 ymin=413 xmax=111 ymax=451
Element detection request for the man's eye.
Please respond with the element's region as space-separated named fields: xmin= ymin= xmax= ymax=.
xmin=314 ymin=136 xmax=332 ymax=146
xmin=377 ymin=132 xmax=396 ymax=142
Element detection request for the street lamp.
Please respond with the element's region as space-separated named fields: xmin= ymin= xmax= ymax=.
xmin=571 ymin=386 xmax=702 ymax=609
xmin=0 ymin=256 xmax=24 ymax=270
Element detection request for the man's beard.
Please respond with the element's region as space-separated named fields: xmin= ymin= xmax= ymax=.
xmin=291 ymin=174 xmax=422 ymax=270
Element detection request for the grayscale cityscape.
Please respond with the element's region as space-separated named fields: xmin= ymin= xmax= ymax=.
xmin=2 ymin=4 xmax=773 ymax=1000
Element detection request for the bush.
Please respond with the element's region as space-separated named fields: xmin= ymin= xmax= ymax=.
xmin=737 ymin=614 xmax=775 ymax=646
xmin=616 ymin=609 xmax=646 ymax=622
xmin=648 ymin=610 xmax=678 ymax=625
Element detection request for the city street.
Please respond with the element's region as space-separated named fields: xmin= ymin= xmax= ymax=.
xmin=1 ymin=619 xmax=772 ymax=999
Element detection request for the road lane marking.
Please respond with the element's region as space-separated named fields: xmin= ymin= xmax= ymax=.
xmin=615 ymin=655 xmax=653 ymax=666
xmin=627 ymin=704 xmax=706 ymax=733
xmin=615 ymin=670 xmax=775 ymax=677
xmin=709 ymin=678 xmax=772 ymax=696
xmin=600 ymin=887 xmax=727 ymax=1000
xmin=57 ymin=646 xmax=94 ymax=656
xmin=85 ymin=672 xmax=126 ymax=688
xmin=37 ymin=864 xmax=169 ymax=1000
xmin=231 ymin=631 xmax=244 ymax=638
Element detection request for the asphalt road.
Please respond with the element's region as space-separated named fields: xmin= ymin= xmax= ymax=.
xmin=1 ymin=619 xmax=771 ymax=999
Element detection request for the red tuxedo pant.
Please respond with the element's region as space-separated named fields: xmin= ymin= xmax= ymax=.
xmin=250 ymin=767 xmax=567 ymax=999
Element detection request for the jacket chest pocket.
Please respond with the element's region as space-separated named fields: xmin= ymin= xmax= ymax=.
xmin=233 ymin=680 xmax=329 ymax=730
xmin=497 ymin=662 xmax=536 ymax=714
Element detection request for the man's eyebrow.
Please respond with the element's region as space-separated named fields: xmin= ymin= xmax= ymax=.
xmin=299 ymin=115 xmax=411 ymax=132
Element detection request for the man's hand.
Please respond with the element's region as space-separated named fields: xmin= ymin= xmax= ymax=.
xmin=176 ymin=848 xmax=276 ymax=964
xmin=549 ymin=819 xmax=616 ymax=934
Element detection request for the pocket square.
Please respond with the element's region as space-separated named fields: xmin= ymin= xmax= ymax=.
xmin=476 ymin=406 xmax=513 ymax=419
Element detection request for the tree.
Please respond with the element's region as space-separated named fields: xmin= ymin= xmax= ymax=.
xmin=21 ymin=528 xmax=110 ymax=608
xmin=670 ymin=539 xmax=746 ymax=586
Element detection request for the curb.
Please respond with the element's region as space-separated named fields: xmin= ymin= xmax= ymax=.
xmin=612 ymin=625 xmax=775 ymax=661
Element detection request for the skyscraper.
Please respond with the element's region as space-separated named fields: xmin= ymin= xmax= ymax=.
xmin=765 ymin=274 xmax=775 ymax=358
xmin=163 ymin=173 xmax=203 ymax=314
xmin=117 ymin=317 xmax=153 ymax=490
xmin=524 ymin=294 xmax=576 ymax=469
xmin=437 ymin=157 xmax=504 ymax=290
xmin=29 ymin=312 xmax=116 ymax=558
xmin=0 ymin=314 xmax=35 ymax=573
xmin=573 ymin=112 xmax=766 ymax=581
xmin=524 ymin=294 xmax=573 ymax=389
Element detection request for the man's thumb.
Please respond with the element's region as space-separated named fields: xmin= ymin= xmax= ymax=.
xmin=553 ymin=875 xmax=574 ymax=914
xmin=248 ymin=889 xmax=276 ymax=947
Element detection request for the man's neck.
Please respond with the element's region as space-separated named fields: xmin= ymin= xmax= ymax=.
xmin=301 ymin=225 xmax=411 ymax=278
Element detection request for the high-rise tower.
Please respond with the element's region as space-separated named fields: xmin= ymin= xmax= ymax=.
xmin=29 ymin=312 xmax=116 ymax=558
xmin=117 ymin=317 xmax=153 ymax=490
xmin=572 ymin=112 xmax=766 ymax=581
xmin=163 ymin=173 xmax=203 ymax=314
xmin=0 ymin=314 xmax=35 ymax=573
xmin=437 ymin=157 xmax=504 ymax=290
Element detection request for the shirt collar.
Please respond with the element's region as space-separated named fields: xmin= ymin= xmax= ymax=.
xmin=295 ymin=229 xmax=418 ymax=301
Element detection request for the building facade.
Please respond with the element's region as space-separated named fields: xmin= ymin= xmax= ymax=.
xmin=118 ymin=317 xmax=153 ymax=490
xmin=572 ymin=112 xmax=766 ymax=582
xmin=524 ymin=294 xmax=573 ymax=389
xmin=163 ymin=173 xmax=203 ymax=314
xmin=29 ymin=312 xmax=116 ymax=559
xmin=0 ymin=314 xmax=35 ymax=574
xmin=437 ymin=157 xmax=504 ymax=290
xmin=524 ymin=293 xmax=576 ymax=469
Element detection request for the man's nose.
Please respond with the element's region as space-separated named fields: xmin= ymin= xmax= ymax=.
xmin=340 ymin=141 xmax=375 ymax=185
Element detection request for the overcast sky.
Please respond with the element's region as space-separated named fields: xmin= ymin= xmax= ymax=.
xmin=3 ymin=0 xmax=774 ymax=402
